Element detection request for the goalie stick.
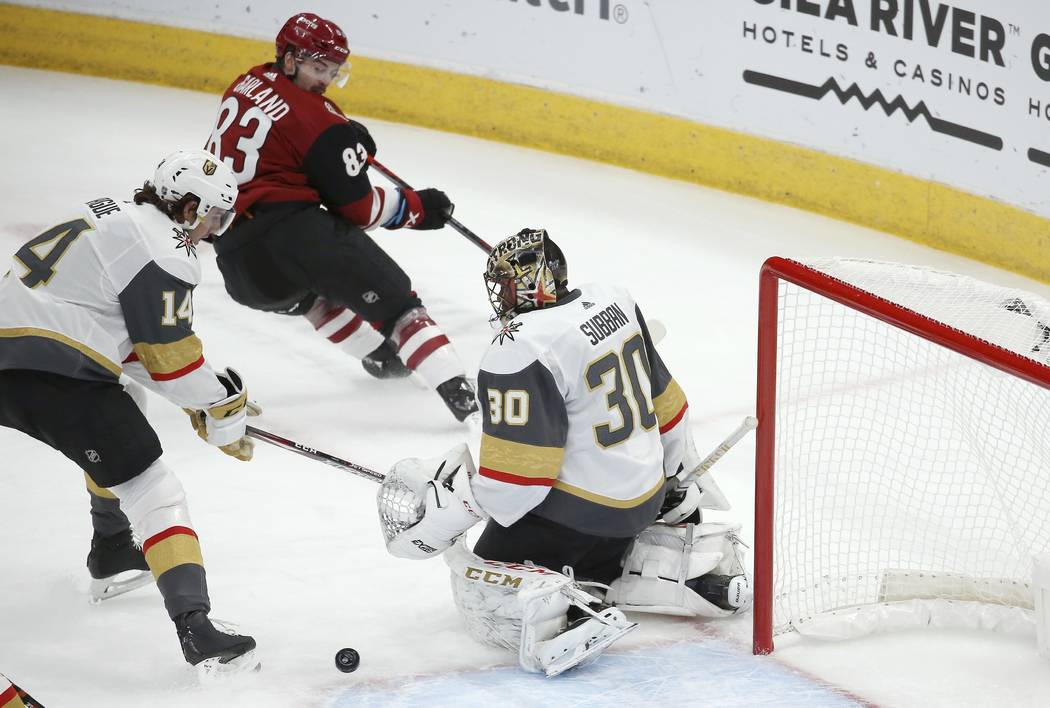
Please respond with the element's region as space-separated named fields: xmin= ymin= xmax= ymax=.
xmin=641 ymin=317 xmax=755 ymax=485
xmin=681 ymin=415 xmax=757 ymax=487
xmin=367 ymin=157 xmax=493 ymax=253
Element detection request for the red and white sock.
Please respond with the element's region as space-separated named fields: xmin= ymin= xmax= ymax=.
xmin=305 ymin=297 xmax=385 ymax=359
xmin=393 ymin=307 xmax=463 ymax=387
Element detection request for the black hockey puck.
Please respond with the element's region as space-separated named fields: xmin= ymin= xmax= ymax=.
xmin=335 ymin=647 xmax=360 ymax=673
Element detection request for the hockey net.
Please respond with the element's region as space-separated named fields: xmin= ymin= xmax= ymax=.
xmin=753 ymin=257 xmax=1050 ymax=654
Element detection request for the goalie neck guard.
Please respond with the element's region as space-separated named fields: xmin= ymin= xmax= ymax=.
xmin=484 ymin=228 xmax=568 ymax=323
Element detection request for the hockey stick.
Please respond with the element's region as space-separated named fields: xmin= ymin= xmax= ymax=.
xmin=367 ymin=157 xmax=493 ymax=253
xmin=245 ymin=425 xmax=385 ymax=484
xmin=681 ymin=415 xmax=758 ymax=487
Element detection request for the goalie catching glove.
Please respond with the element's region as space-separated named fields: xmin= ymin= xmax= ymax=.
xmin=378 ymin=444 xmax=486 ymax=559
xmin=184 ymin=367 xmax=254 ymax=462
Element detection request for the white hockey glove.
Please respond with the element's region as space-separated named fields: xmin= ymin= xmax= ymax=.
xmin=184 ymin=367 xmax=253 ymax=462
xmin=660 ymin=472 xmax=731 ymax=524
xmin=660 ymin=433 xmax=731 ymax=524
xmin=380 ymin=444 xmax=487 ymax=559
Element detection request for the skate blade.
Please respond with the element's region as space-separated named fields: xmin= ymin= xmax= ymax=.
xmin=195 ymin=649 xmax=261 ymax=680
xmin=89 ymin=570 xmax=154 ymax=603
xmin=542 ymin=619 xmax=638 ymax=678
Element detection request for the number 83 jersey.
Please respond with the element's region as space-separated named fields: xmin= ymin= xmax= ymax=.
xmin=0 ymin=199 xmax=227 ymax=409
xmin=206 ymin=64 xmax=390 ymax=229
xmin=476 ymin=283 xmax=691 ymax=538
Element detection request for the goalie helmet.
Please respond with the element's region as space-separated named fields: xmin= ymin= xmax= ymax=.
xmin=484 ymin=228 xmax=568 ymax=322
xmin=151 ymin=150 xmax=238 ymax=235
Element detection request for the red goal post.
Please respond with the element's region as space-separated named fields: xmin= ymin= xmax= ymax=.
xmin=753 ymin=257 xmax=1050 ymax=655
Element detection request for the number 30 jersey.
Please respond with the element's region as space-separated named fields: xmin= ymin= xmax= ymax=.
xmin=207 ymin=64 xmax=399 ymax=230
xmin=475 ymin=283 xmax=692 ymax=538
xmin=0 ymin=199 xmax=227 ymax=409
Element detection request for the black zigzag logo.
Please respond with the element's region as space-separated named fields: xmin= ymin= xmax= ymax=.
xmin=1028 ymin=148 xmax=1050 ymax=168
xmin=743 ymin=70 xmax=1002 ymax=151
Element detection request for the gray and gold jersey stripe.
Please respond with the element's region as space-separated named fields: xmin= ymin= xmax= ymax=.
xmin=0 ymin=327 xmax=121 ymax=381
xmin=119 ymin=262 xmax=204 ymax=381
xmin=478 ymin=360 xmax=568 ymax=487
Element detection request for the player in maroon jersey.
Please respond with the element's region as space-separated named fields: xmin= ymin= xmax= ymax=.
xmin=205 ymin=12 xmax=478 ymax=422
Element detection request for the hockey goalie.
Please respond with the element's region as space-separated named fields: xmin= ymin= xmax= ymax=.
xmin=377 ymin=229 xmax=751 ymax=676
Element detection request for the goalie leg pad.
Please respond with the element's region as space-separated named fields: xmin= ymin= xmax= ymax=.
xmin=606 ymin=522 xmax=752 ymax=618
xmin=445 ymin=540 xmax=635 ymax=676
xmin=446 ymin=538 xmax=571 ymax=651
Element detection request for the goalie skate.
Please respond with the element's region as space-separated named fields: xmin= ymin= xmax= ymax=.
xmin=89 ymin=569 xmax=154 ymax=603
xmin=530 ymin=606 xmax=637 ymax=677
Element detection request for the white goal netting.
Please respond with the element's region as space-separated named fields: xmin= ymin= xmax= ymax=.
xmin=771 ymin=258 xmax=1050 ymax=639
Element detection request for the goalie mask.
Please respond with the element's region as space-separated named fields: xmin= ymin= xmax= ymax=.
xmin=485 ymin=229 xmax=568 ymax=323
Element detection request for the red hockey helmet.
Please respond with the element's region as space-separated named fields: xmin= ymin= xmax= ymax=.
xmin=275 ymin=12 xmax=350 ymax=65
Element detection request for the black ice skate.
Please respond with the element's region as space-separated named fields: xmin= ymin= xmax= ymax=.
xmin=175 ymin=610 xmax=259 ymax=674
xmin=436 ymin=375 xmax=480 ymax=422
xmin=362 ymin=338 xmax=411 ymax=379
xmin=687 ymin=573 xmax=751 ymax=612
xmin=87 ymin=529 xmax=153 ymax=602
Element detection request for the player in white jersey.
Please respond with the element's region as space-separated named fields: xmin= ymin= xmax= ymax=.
xmin=0 ymin=150 xmax=258 ymax=672
xmin=376 ymin=229 xmax=752 ymax=675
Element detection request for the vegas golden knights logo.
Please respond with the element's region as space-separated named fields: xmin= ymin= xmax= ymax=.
xmin=203 ymin=160 xmax=217 ymax=176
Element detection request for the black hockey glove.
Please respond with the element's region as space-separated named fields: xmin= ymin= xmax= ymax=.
xmin=392 ymin=188 xmax=454 ymax=230
xmin=414 ymin=188 xmax=454 ymax=230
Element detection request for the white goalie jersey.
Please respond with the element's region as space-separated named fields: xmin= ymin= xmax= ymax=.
xmin=0 ymin=197 xmax=227 ymax=409
xmin=475 ymin=282 xmax=693 ymax=537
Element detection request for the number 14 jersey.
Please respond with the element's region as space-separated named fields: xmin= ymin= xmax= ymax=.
xmin=475 ymin=283 xmax=691 ymax=538
xmin=0 ymin=199 xmax=227 ymax=410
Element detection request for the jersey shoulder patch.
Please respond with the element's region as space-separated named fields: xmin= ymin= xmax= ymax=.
xmin=481 ymin=319 xmax=549 ymax=376
xmin=123 ymin=205 xmax=201 ymax=287
xmin=490 ymin=319 xmax=525 ymax=347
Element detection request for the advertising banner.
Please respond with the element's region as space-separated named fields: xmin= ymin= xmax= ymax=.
xmin=700 ymin=2 xmax=1050 ymax=219
xmin=12 ymin=0 xmax=1050 ymax=218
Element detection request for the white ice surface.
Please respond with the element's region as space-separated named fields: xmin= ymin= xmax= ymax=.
xmin=2 ymin=65 xmax=1050 ymax=707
